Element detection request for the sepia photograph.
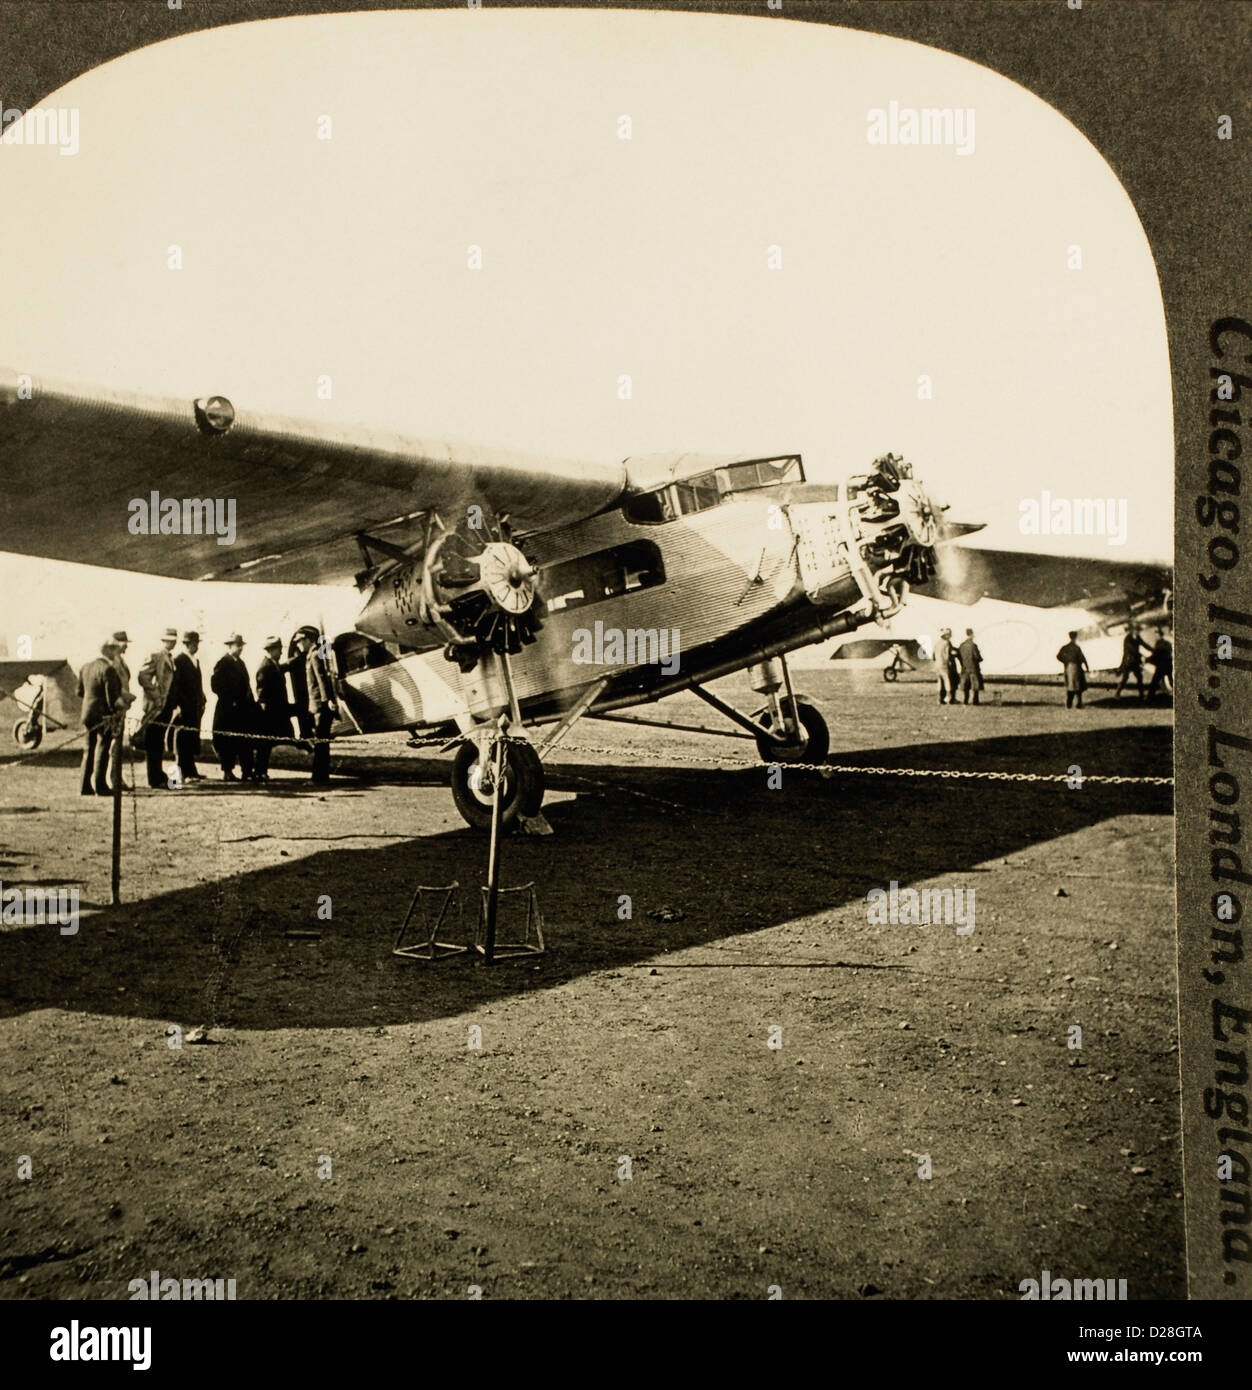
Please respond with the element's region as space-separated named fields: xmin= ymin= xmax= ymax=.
xmin=0 ymin=0 xmax=1246 ymax=1358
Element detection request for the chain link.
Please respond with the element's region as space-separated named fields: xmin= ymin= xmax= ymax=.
xmin=549 ymin=743 xmax=1173 ymax=786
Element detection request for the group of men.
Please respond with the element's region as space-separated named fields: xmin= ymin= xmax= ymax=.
xmin=928 ymin=622 xmax=1174 ymax=710
xmin=77 ymin=625 xmax=338 ymax=794
xmin=932 ymin=627 xmax=984 ymax=706
xmin=1056 ymin=625 xmax=1173 ymax=710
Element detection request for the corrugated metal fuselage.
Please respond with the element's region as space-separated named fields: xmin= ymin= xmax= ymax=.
xmin=339 ymin=489 xmax=867 ymax=734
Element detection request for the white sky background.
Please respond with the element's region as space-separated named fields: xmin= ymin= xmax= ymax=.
xmin=0 ymin=9 xmax=1171 ymax=670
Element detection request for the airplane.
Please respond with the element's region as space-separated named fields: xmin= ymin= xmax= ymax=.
xmin=0 ymin=367 xmax=1172 ymax=829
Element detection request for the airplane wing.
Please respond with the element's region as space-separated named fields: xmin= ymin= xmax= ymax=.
xmin=0 ymin=368 xmax=627 ymax=585
xmin=829 ymin=638 xmax=928 ymax=661
xmin=916 ymin=542 xmax=1171 ymax=615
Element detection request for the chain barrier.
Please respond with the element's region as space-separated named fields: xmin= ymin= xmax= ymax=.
xmin=547 ymin=742 xmax=1173 ymax=786
xmin=3 ymin=713 xmax=1173 ymax=788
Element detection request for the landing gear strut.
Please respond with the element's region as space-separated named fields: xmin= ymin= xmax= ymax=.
xmin=748 ymin=656 xmax=830 ymax=764
xmin=686 ymin=656 xmax=830 ymax=766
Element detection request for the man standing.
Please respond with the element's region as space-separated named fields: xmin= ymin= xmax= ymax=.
xmin=933 ymin=627 xmax=958 ymax=706
xmin=1115 ymin=624 xmax=1151 ymax=700
xmin=167 ymin=631 xmax=206 ymax=782
xmin=285 ymin=633 xmax=314 ymax=743
xmin=77 ymin=639 xmax=125 ymax=795
xmin=110 ymin=630 xmax=137 ymax=713
xmin=137 ymin=628 xmax=178 ymax=788
xmin=1056 ymin=630 xmax=1090 ymax=709
xmin=957 ymin=628 xmax=984 ymax=706
xmin=1147 ymin=628 xmax=1174 ymax=701
xmin=211 ymin=634 xmax=257 ymax=782
xmin=295 ymin=626 xmax=337 ymax=784
xmin=252 ymin=636 xmax=293 ymax=783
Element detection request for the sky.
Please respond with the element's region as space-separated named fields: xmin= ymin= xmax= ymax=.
xmin=0 ymin=8 xmax=1172 ymax=671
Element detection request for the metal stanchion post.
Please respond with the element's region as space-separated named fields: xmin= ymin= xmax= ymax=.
xmin=481 ymin=731 xmax=505 ymax=965
xmin=110 ymin=712 xmax=123 ymax=905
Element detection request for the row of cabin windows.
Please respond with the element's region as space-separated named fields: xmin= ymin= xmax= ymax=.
xmin=540 ymin=540 xmax=666 ymax=613
xmin=621 ymin=455 xmax=803 ymax=524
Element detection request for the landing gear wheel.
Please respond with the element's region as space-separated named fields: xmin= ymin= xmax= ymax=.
xmin=450 ymin=738 xmax=542 ymax=831
xmin=754 ymin=699 xmax=830 ymax=766
xmin=883 ymin=665 xmax=898 ymax=683
xmin=12 ymin=720 xmax=40 ymax=749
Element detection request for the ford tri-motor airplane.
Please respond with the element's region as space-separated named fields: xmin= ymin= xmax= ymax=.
xmin=0 ymin=370 xmax=1171 ymax=827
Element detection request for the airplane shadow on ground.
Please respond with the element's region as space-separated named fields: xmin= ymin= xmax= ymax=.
xmin=0 ymin=726 xmax=1171 ymax=1031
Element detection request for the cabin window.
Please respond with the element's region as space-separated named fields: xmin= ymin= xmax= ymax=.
xmin=541 ymin=540 xmax=666 ymax=612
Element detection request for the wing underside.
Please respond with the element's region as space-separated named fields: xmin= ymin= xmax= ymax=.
xmin=919 ymin=543 xmax=1171 ymax=614
xmin=0 ymin=369 xmax=627 ymax=585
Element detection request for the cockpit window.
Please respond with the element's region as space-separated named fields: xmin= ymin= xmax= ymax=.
xmin=674 ymin=473 xmax=720 ymax=515
xmin=622 ymin=489 xmax=675 ymax=524
xmin=622 ymin=455 xmax=804 ymax=525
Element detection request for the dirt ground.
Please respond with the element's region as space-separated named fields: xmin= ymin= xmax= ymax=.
xmin=0 ymin=671 xmax=1180 ymax=1300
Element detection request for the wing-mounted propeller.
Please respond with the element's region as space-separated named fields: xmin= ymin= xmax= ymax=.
xmin=420 ymin=514 xmax=546 ymax=672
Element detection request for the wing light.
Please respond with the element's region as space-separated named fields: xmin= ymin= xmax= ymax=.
xmin=193 ymin=395 xmax=236 ymax=435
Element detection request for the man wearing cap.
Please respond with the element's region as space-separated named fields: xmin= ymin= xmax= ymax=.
xmin=1056 ymin=630 xmax=1090 ymax=709
xmin=210 ymin=634 xmax=257 ymax=782
xmin=77 ymin=639 xmax=125 ymax=795
xmin=933 ymin=627 xmax=958 ymax=706
xmin=295 ymin=626 xmax=337 ymax=784
xmin=252 ymin=636 xmax=293 ymax=783
xmin=957 ymin=628 xmax=984 ymax=706
xmin=137 ymin=628 xmax=178 ymax=788
xmin=167 ymin=631 xmax=206 ymax=782
xmin=1114 ymin=624 xmax=1151 ymax=701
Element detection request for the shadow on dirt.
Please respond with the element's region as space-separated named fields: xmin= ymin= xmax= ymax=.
xmin=0 ymin=726 xmax=1171 ymax=1030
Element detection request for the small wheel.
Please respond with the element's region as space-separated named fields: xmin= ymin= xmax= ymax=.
xmin=12 ymin=719 xmax=40 ymax=749
xmin=883 ymin=665 xmax=898 ymax=683
xmin=450 ymin=738 xmax=540 ymax=831
xmin=754 ymin=699 xmax=830 ymax=766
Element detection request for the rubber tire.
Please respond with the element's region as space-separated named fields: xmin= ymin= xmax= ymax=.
xmin=450 ymin=738 xmax=540 ymax=831
xmin=12 ymin=720 xmax=40 ymax=749
xmin=754 ymin=699 xmax=830 ymax=766
xmin=883 ymin=665 xmax=898 ymax=682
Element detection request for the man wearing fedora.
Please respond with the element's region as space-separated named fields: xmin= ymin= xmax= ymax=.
xmin=211 ymin=634 xmax=257 ymax=782
xmin=252 ymin=636 xmax=294 ymax=783
xmin=77 ymin=638 xmax=126 ymax=795
xmin=167 ymin=631 xmax=206 ymax=782
xmin=137 ymin=627 xmax=179 ymax=788
xmin=294 ymin=626 xmax=337 ymax=784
